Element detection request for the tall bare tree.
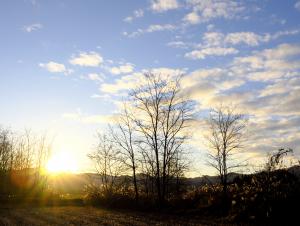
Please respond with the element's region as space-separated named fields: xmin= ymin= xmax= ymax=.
xmin=130 ymin=72 xmax=193 ymax=205
xmin=110 ymin=104 xmax=140 ymax=201
xmin=205 ymin=105 xmax=247 ymax=194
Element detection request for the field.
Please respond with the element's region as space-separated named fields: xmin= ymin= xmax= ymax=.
xmin=0 ymin=206 xmax=229 ymax=226
xmin=0 ymin=206 xmax=231 ymax=226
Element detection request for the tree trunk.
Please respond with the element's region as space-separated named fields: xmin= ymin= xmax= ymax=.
xmin=132 ymin=165 xmax=139 ymax=202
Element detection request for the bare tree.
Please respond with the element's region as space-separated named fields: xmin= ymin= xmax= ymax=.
xmin=110 ymin=104 xmax=140 ymax=202
xmin=205 ymin=105 xmax=247 ymax=195
xmin=88 ymin=133 xmax=123 ymax=196
xmin=130 ymin=72 xmax=193 ymax=205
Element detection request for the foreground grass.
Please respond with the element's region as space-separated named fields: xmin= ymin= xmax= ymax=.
xmin=0 ymin=206 xmax=234 ymax=226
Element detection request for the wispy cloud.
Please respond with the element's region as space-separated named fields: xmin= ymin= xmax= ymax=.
xmin=25 ymin=0 xmax=38 ymax=6
xmin=167 ymin=41 xmax=189 ymax=49
xmin=124 ymin=9 xmax=144 ymax=22
xmin=204 ymin=30 xmax=299 ymax=47
xmin=124 ymin=24 xmax=176 ymax=38
xmin=69 ymin=52 xmax=103 ymax=67
xmin=23 ymin=23 xmax=43 ymax=32
xmin=87 ymin=73 xmax=105 ymax=82
xmin=295 ymin=1 xmax=300 ymax=11
xmin=90 ymin=94 xmax=110 ymax=99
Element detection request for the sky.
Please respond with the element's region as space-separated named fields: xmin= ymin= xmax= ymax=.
xmin=0 ymin=0 xmax=300 ymax=175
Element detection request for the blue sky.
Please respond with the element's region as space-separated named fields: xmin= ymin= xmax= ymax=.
xmin=0 ymin=0 xmax=300 ymax=175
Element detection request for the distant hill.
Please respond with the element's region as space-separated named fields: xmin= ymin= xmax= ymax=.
xmin=3 ymin=165 xmax=299 ymax=196
xmin=47 ymin=165 xmax=300 ymax=195
xmin=185 ymin=172 xmax=241 ymax=186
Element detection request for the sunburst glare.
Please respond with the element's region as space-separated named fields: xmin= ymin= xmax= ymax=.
xmin=47 ymin=151 xmax=78 ymax=173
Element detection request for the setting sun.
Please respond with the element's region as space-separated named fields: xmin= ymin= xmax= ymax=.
xmin=47 ymin=151 xmax=78 ymax=173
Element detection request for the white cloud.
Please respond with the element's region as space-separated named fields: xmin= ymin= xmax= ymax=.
xmin=218 ymin=79 xmax=245 ymax=91
xmin=185 ymin=47 xmax=238 ymax=59
xmin=259 ymin=77 xmax=300 ymax=97
xmin=109 ymin=63 xmax=134 ymax=75
xmin=184 ymin=30 xmax=300 ymax=61
xmin=260 ymin=43 xmax=300 ymax=59
xmin=217 ymin=44 xmax=300 ymax=120
xmin=180 ymin=69 xmax=221 ymax=98
xmin=151 ymin=0 xmax=179 ymax=12
xmin=248 ymin=71 xmax=284 ymax=81
xmin=39 ymin=61 xmax=72 ymax=75
xmin=295 ymin=1 xmax=300 ymax=11
xmin=202 ymin=32 xmax=224 ymax=46
xmin=173 ymin=43 xmax=300 ymax=161
xmin=100 ymin=72 xmax=143 ymax=94
xmin=69 ymin=52 xmax=103 ymax=67
xmin=184 ymin=0 xmax=245 ymax=24
xmin=182 ymin=44 xmax=300 ymax=115
xmin=23 ymin=23 xmax=43 ymax=32
xmin=233 ymin=43 xmax=300 ymax=79
xmin=225 ymin=32 xmax=269 ymax=46
xmin=183 ymin=11 xmax=200 ymax=24
xmin=180 ymin=67 xmax=246 ymax=103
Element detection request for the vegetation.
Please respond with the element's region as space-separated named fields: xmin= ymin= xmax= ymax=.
xmin=0 ymin=128 xmax=52 ymax=200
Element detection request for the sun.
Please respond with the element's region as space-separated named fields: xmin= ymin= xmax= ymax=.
xmin=46 ymin=151 xmax=78 ymax=173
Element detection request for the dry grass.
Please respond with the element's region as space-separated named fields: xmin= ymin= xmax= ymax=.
xmin=0 ymin=206 xmax=232 ymax=226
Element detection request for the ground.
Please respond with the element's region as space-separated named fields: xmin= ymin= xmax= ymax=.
xmin=0 ymin=206 xmax=231 ymax=226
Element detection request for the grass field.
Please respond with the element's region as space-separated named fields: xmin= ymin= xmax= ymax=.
xmin=0 ymin=206 xmax=230 ymax=226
